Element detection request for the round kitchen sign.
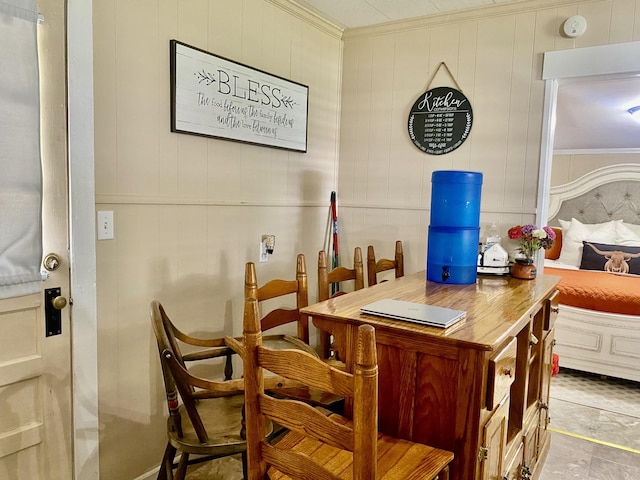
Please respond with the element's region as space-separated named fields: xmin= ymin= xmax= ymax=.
xmin=407 ymin=86 xmax=473 ymax=155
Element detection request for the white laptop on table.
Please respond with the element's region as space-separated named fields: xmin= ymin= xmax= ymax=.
xmin=360 ymin=299 xmax=466 ymax=328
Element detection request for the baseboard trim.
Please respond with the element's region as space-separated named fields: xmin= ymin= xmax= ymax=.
xmin=132 ymin=466 xmax=159 ymax=480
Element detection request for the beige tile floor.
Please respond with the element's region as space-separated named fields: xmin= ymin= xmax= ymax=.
xmin=539 ymin=368 xmax=640 ymax=480
xmin=185 ymin=368 xmax=640 ymax=479
xmin=185 ymin=455 xmax=243 ymax=480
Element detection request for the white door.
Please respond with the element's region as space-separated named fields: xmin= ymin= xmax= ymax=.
xmin=0 ymin=0 xmax=73 ymax=478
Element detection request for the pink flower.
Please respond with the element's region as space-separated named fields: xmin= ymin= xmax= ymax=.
xmin=543 ymin=226 xmax=556 ymax=240
xmin=507 ymin=224 xmax=555 ymax=260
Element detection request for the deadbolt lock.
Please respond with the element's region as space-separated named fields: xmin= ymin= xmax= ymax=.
xmin=43 ymin=253 xmax=62 ymax=271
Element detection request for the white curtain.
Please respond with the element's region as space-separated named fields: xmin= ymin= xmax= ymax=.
xmin=0 ymin=0 xmax=42 ymax=299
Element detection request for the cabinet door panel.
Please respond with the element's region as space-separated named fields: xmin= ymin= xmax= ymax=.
xmin=503 ymin=442 xmax=524 ymax=480
xmin=539 ymin=329 xmax=555 ymax=448
xmin=479 ymin=396 xmax=510 ymax=480
xmin=523 ymin=414 xmax=539 ymax=469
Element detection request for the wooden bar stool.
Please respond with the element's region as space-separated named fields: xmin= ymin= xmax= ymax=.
xmin=367 ymin=240 xmax=404 ymax=286
xmin=225 ymin=254 xmax=342 ymax=411
xmin=242 ymin=297 xmax=454 ymax=480
xmin=317 ymin=247 xmax=364 ymax=359
xmin=226 ymin=254 xmax=315 ymax=358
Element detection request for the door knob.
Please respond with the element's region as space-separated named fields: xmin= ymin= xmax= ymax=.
xmin=52 ymin=296 xmax=67 ymax=310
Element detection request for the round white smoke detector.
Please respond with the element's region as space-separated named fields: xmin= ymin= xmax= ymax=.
xmin=563 ymin=15 xmax=587 ymax=37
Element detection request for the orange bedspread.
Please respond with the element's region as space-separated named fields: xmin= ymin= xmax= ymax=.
xmin=544 ymin=267 xmax=640 ymax=315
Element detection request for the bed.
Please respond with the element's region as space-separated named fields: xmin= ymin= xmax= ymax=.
xmin=544 ymin=163 xmax=640 ymax=383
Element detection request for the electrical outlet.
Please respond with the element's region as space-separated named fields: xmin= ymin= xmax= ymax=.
xmin=259 ymin=242 xmax=268 ymax=262
xmin=97 ymin=211 xmax=114 ymax=240
xmin=259 ymin=234 xmax=275 ymax=262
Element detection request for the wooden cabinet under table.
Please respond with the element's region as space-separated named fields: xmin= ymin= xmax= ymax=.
xmin=301 ymin=272 xmax=560 ymax=480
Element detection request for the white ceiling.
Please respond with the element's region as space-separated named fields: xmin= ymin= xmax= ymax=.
xmin=295 ymin=0 xmax=524 ymax=29
xmin=294 ymin=0 xmax=640 ymax=151
xmin=555 ymin=75 xmax=640 ymax=151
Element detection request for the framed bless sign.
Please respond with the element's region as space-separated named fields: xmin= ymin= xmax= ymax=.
xmin=170 ymin=40 xmax=309 ymax=152
xmin=407 ymin=86 xmax=473 ymax=155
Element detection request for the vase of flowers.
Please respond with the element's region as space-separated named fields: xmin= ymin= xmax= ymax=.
xmin=507 ymin=224 xmax=556 ymax=279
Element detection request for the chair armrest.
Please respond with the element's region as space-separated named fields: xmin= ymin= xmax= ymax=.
xmin=182 ymin=346 xmax=235 ymax=362
xmin=193 ymin=377 xmax=245 ymax=398
xmin=163 ymin=348 xmax=243 ymax=396
xmin=171 ymin=325 xmax=228 ymax=348
xmin=225 ymin=336 xmax=245 ymax=357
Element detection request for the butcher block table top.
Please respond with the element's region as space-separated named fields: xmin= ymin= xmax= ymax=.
xmin=302 ymin=271 xmax=561 ymax=353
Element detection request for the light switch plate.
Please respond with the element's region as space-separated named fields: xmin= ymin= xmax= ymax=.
xmin=97 ymin=211 xmax=114 ymax=240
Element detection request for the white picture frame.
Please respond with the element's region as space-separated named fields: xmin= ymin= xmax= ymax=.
xmin=170 ymin=40 xmax=309 ymax=152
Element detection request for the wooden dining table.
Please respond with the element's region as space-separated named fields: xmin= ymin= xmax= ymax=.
xmin=301 ymin=270 xmax=560 ymax=480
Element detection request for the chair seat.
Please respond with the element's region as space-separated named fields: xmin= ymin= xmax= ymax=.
xmin=262 ymin=335 xmax=318 ymax=357
xmin=267 ymin=413 xmax=453 ymax=480
xmin=168 ymin=395 xmax=273 ymax=455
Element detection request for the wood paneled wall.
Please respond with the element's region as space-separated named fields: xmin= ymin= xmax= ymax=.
xmin=92 ymin=0 xmax=640 ymax=477
xmin=552 ymin=153 xmax=640 ymax=185
xmin=337 ymin=0 xmax=640 ymax=274
xmin=92 ymin=0 xmax=342 ymax=477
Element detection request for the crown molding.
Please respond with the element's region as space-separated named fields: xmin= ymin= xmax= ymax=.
xmin=267 ymin=0 xmax=343 ymax=40
xmin=342 ymin=0 xmax=597 ymax=39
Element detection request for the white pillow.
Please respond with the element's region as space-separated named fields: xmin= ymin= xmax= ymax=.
xmin=620 ymin=221 xmax=640 ymax=236
xmin=558 ymin=218 xmax=620 ymax=235
xmin=616 ymin=222 xmax=640 ymax=246
xmin=557 ymin=218 xmax=617 ymax=267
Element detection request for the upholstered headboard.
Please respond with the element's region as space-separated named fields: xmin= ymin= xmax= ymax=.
xmin=548 ymin=164 xmax=640 ymax=227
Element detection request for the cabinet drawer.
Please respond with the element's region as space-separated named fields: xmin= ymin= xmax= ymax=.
xmin=545 ymin=290 xmax=560 ymax=331
xmin=487 ymin=338 xmax=517 ymax=410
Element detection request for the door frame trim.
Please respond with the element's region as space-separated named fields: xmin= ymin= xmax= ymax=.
xmin=537 ymin=41 xmax=640 ymax=229
xmin=68 ymin=0 xmax=99 ymax=478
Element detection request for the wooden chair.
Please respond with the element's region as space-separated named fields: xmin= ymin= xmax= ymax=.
xmin=242 ymin=297 xmax=454 ymax=480
xmin=317 ymin=247 xmax=364 ymax=359
xmin=150 ymin=300 xmax=274 ymax=480
xmin=367 ymin=240 xmax=404 ymax=286
xmin=226 ymin=254 xmax=342 ymax=410
xmin=245 ymin=253 xmax=310 ymax=344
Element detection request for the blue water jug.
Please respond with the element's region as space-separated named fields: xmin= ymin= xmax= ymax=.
xmin=427 ymin=170 xmax=483 ymax=284
xmin=430 ymin=171 xmax=483 ymax=228
xmin=427 ymin=226 xmax=480 ymax=284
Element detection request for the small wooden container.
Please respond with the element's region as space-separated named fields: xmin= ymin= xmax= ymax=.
xmin=510 ymin=259 xmax=537 ymax=280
